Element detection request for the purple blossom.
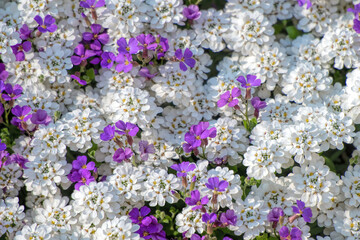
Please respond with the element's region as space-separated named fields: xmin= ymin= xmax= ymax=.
xmin=251 ymin=96 xmax=267 ymax=118
xmin=80 ymin=0 xmax=105 ymax=9
xmin=136 ymin=34 xmax=158 ymax=52
xmin=292 ymin=200 xmax=312 ymax=222
xmin=236 ymin=74 xmax=261 ymax=88
xmin=117 ymin=37 xmax=140 ymax=55
xmin=0 ymin=139 xmax=6 ymax=151
xmin=202 ymin=213 xmax=217 ymax=224
xmin=139 ymin=67 xmax=157 ymax=80
xmin=83 ymin=24 xmax=109 ymax=45
xmin=115 ymin=120 xmax=139 ymax=136
xmin=279 ymin=226 xmax=302 ymax=240
xmin=219 ymin=210 xmax=237 ymax=226
xmin=354 ymin=19 xmax=360 ymax=34
xmin=170 ymin=162 xmax=196 ymax=177
xmin=100 ymin=52 xmax=116 ymax=69
xmin=0 ymin=150 xmax=9 ymax=168
xmin=139 ymin=140 xmax=155 ymax=161
xmin=190 ymin=234 xmax=206 ymax=240
xmin=0 ymin=63 xmax=8 ymax=81
xmin=175 ymin=48 xmax=196 ymax=71
xmin=113 ymin=147 xmax=133 ymax=163
xmin=115 ymin=53 xmax=133 ymax=73
xmin=182 ymin=122 xmax=217 ymax=153
xmin=217 ymin=87 xmax=241 ymax=108
xmin=348 ymin=4 xmax=360 ymax=20
xmin=205 ymin=177 xmax=228 ymax=192
xmin=185 ymin=190 xmax=209 ymax=210
xmin=2 ymin=83 xmax=23 ymax=101
xmin=19 ymin=24 xmax=32 ymax=40
xmin=11 ymin=105 xmax=32 ymax=130
xmin=156 ymin=35 xmax=169 ymax=59
xmin=34 ymin=15 xmax=57 ymax=33
xmin=100 ymin=125 xmax=115 ymax=141
xmin=129 ymin=206 xmax=151 ymax=224
xmin=297 ymin=0 xmax=312 ymax=9
xmin=183 ymin=5 xmax=201 ymax=20
xmin=71 ymin=44 xmax=97 ymax=66
xmin=74 ymin=170 xmax=96 ymax=190
xmin=8 ymin=154 xmax=28 ymax=169
xmin=30 ymin=109 xmax=51 ymax=125
xmin=72 ymin=156 xmax=96 ymax=174
xmin=11 ymin=41 xmax=32 ymax=61
xmin=71 ymin=75 xmax=87 ymax=86
xmin=268 ymin=207 xmax=284 ymax=223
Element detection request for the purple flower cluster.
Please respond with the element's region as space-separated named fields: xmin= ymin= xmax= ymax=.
xmin=67 ymin=155 xmax=97 ymax=190
xmin=348 ymin=4 xmax=360 ymax=33
xmin=0 ymin=139 xmax=28 ymax=170
xmin=129 ymin=206 xmax=167 ymax=240
xmin=182 ymin=122 xmax=217 ymax=154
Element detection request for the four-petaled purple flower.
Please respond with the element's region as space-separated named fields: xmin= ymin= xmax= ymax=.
xmin=73 ymin=170 xmax=96 ymax=190
xmin=354 ymin=19 xmax=360 ymax=34
xmin=292 ymin=200 xmax=312 ymax=223
xmin=183 ymin=5 xmax=201 ymax=21
xmin=251 ymin=96 xmax=267 ymax=118
xmin=190 ymin=234 xmax=206 ymax=240
xmin=100 ymin=125 xmax=115 ymax=141
xmin=205 ymin=177 xmax=229 ymax=192
xmin=11 ymin=41 xmax=32 ymax=61
xmin=0 ymin=63 xmax=8 ymax=81
xmin=267 ymin=207 xmax=284 ymax=228
xmin=115 ymin=120 xmax=139 ymax=136
xmin=175 ymin=48 xmax=196 ymax=71
xmin=83 ymin=24 xmax=109 ymax=46
xmin=80 ymin=0 xmax=105 ymax=9
xmin=19 ymin=24 xmax=32 ymax=40
xmin=219 ymin=210 xmax=237 ymax=226
xmin=156 ymin=35 xmax=169 ymax=59
xmin=2 ymin=83 xmax=23 ymax=101
xmin=136 ymin=34 xmax=158 ymax=58
xmin=279 ymin=226 xmax=302 ymax=240
xmin=71 ymin=75 xmax=87 ymax=86
xmin=113 ymin=147 xmax=133 ymax=163
xmin=117 ymin=37 xmax=140 ymax=55
xmin=11 ymin=105 xmax=32 ymax=130
xmin=185 ymin=190 xmax=209 ymax=210
xmin=348 ymin=4 xmax=360 ymax=20
xmin=237 ymin=74 xmax=261 ymax=88
xmin=71 ymin=44 xmax=97 ymax=66
xmin=0 ymin=139 xmax=7 ymax=151
xmin=183 ymin=122 xmax=217 ymax=153
xmin=139 ymin=67 xmax=157 ymax=80
xmin=217 ymin=87 xmax=241 ymax=108
xmin=297 ymin=0 xmax=312 ymax=9
xmin=34 ymin=15 xmax=57 ymax=33
xmin=115 ymin=53 xmax=133 ymax=73
xmin=100 ymin=52 xmax=116 ymax=69
xmin=138 ymin=140 xmax=155 ymax=161
xmin=30 ymin=109 xmax=51 ymax=126
xmin=129 ymin=206 xmax=151 ymax=224
xmin=170 ymin=161 xmax=196 ymax=177
xmin=202 ymin=213 xmax=217 ymax=224
xmin=8 ymin=154 xmax=29 ymax=169
xmin=72 ymin=155 xmax=96 ymax=174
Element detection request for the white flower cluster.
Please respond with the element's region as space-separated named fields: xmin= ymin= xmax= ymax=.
xmin=0 ymin=0 xmax=360 ymax=239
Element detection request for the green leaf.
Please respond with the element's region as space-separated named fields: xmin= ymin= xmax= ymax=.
xmin=0 ymin=125 xmax=21 ymax=153
xmin=273 ymin=23 xmax=285 ymax=35
xmin=53 ymin=111 xmax=61 ymax=122
xmin=86 ymin=68 xmax=95 ymax=80
xmin=243 ymin=119 xmax=250 ymax=132
xmin=286 ymin=26 xmax=302 ymax=39
xmin=324 ymin=156 xmax=337 ymax=173
xmin=249 ymin=117 xmax=258 ymax=131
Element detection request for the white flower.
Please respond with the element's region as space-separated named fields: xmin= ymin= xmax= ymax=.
xmin=342 ymin=165 xmax=360 ymax=208
xmin=14 ymin=223 xmax=52 ymax=240
xmin=334 ymin=206 xmax=360 ymax=239
xmin=175 ymin=206 xmax=205 ymax=238
xmin=95 ymin=216 xmax=140 ymax=240
xmin=71 ymin=181 xmax=120 ymax=225
xmin=0 ymin=197 xmax=25 ymax=236
xmin=290 ymin=33 xmax=325 ymax=66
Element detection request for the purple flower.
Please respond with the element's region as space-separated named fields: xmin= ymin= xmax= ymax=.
xmin=2 ymin=84 xmax=23 ymax=101
xmin=354 ymin=19 xmax=360 ymax=34
xmin=80 ymin=0 xmax=105 ymax=9
xmin=0 ymin=150 xmax=9 ymax=168
xmin=19 ymin=24 xmax=32 ymax=40
xmin=185 ymin=190 xmax=209 ymax=210
xmin=100 ymin=125 xmax=115 ymax=141
xmin=205 ymin=177 xmax=228 ymax=192
xmin=129 ymin=206 xmax=151 ymax=224
xmin=115 ymin=120 xmax=139 ymax=136
xmin=268 ymin=207 xmax=284 ymax=223
xmin=113 ymin=147 xmax=133 ymax=163
xmin=83 ymin=24 xmax=109 ymax=45
xmin=236 ymin=74 xmax=261 ymax=88
xmin=11 ymin=41 xmax=32 ymax=61
xmin=182 ymin=122 xmax=217 ymax=153
xmin=71 ymin=44 xmax=97 ymax=66
xmin=115 ymin=53 xmax=133 ymax=73
xmin=175 ymin=48 xmax=196 ymax=71
xmin=139 ymin=140 xmax=155 ymax=161
xmin=139 ymin=67 xmax=157 ymax=80
xmin=348 ymin=4 xmax=360 ymax=20
xmin=30 ymin=110 xmax=51 ymax=125
xmin=71 ymin=75 xmax=87 ymax=85
xmin=297 ymin=0 xmax=312 ymax=9
xmin=0 ymin=63 xmax=8 ymax=81
xmin=292 ymin=200 xmax=312 ymax=223
xmin=217 ymin=87 xmax=241 ymax=108
xmin=72 ymin=155 xmax=96 ymax=174
xmin=100 ymin=52 xmax=116 ymax=69
xmin=117 ymin=37 xmax=140 ymax=55
xmin=190 ymin=234 xmax=206 ymax=240
xmin=183 ymin=5 xmax=201 ymax=20
xmin=136 ymin=34 xmax=158 ymax=52
xmin=223 ymin=238 xmax=233 ymax=240
xmin=74 ymin=170 xmax=96 ymax=190
xmin=202 ymin=213 xmax=217 ymax=224
xmin=11 ymin=105 xmax=32 ymax=130
xmin=156 ymin=35 xmax=169 ymax=59
xmin=0 ymin=139 xmax=6 ymax=151
xmin=279 ymin=226 xmax=302 ymax=240
xmin=251 ymin=96 xmax=267 ymax=118
xmin=219 ymin=210 xmax=237 ymax=226
xmin=170 ymin=162 xmax=196 ymax=177
xmin=34 ymin=15 xmax=57 ymax=33
xmin=8 ymin=154 xmax=28 ymax=169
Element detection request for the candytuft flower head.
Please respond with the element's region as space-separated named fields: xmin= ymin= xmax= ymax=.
xmin=34 ymin=15 xmax=57 ymax=33
xmin=217 ymin=87 xmax=241 ymax=108
xmin=183 ymin=5 xmax=201 ymax=21
xmin=175 ymin=48 xmax=196 ymax=71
